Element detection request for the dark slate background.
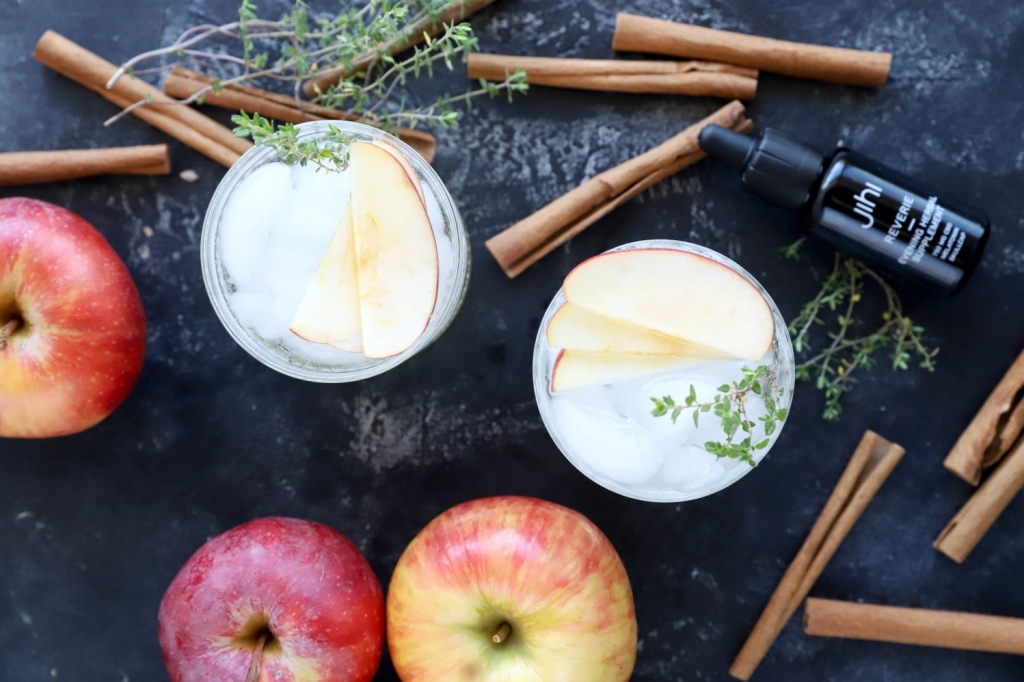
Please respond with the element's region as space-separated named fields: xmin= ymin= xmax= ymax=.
xmin=2 ymin=1 xmax=1024 ymax=680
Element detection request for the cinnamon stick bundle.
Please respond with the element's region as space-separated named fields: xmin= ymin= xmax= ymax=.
xmin=486 ymin=99 xmax=749 ymax=279
xmin=303 ymin=0 xmax=497 ymax=97
xmin=729 ymin=431 xmax=904 ymax=680
xmin=804 ymin=598 xmax=1024 ymax=656
xmin=0 ymin=145 xmax=170 ymax=186
xmin=613 ymin=13 xmax=891 ymax=88
xmin=33 ymin=31 xmax=249 ymax=168
xmin=934 ymin=434 xmax=1024 ymax=563
xmin=163 ymin=67 xmax=438 ymax=163
xmin=467 ymin=54 xmax=757 ymax=99
xmin=943 ymin=348 xmax=1024 ymax=485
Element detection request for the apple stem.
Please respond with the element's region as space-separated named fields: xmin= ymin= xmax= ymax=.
xmin=492 ymin=622 xmax=512 ymax=644
xmin=0 ymin=318 xmax=20 ymax=351
xmin=245 ymin=631 xmax=268 ymax=682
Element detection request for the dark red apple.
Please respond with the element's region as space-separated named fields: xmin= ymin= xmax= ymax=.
xmin=159 ymin=517 xmax=384 ymax=682
xmin=0 ymin=196 xmax=146 ymax=438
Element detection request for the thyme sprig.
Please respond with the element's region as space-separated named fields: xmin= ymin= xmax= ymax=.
xmin=786 ymin=241 xmax=939 ymax=421
xmin=232 ymin=113 xmax=350 ymax=171
xmin=107 ymin=1 xmax=528 ymax=163
xmin=650 ymin=365 xmax=787 ymax=467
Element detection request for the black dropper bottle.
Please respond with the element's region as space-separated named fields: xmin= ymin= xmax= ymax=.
xmin=698 ymin=125 xmax=990 ymax=294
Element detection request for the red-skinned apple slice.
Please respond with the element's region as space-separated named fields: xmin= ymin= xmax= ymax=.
xmin=289 ymin=203 xmax=364 ymax=352
xmin=350 ymin=141 xmax=438 ymax=358
xmin=551 ymin=349 xmax=707 ymax=392
xmin=563 ymin=249 xmax=774 ymax=361
xmin=547 ymin=302 xmax=733 ymax=358
xmin=374 ymin=141 xmax=426 ymax=209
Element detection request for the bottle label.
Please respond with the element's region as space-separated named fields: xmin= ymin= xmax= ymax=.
xmin=848 ymin=181 xmax=965 ymax=266
xmin=814 ymin=158 xmax=988 ymax=292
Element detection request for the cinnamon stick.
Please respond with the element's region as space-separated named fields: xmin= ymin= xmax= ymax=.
xmin=934 ymin=435 xmax=1024 ymax=563
xmin=612 ymin=13 xmax=891 ymax=88
xmin=33 ymin=31 xmax=248 ymax=168
xmin=0 ymin=145 xmax=171 ymax=186
xmin=468 ymin=54 xmax=757 ymax=99
xmin=943 ymin=349 xmax=1024 ymax=485
xmin=486 ymin=100 xmax=749 ymax=279
xmin=164 ymin=67 xmax=438 ymax=163
xmin=303 ymin=0 xmax=497 ymax=97
xmin=729 ymin=431 xmax=904 ymax=680
xmin=804 ymin=598 xmax=1024 ymax=656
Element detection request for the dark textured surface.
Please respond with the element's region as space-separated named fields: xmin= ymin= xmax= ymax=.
xmin=2 ymin=1 xmax=1024 ymax=680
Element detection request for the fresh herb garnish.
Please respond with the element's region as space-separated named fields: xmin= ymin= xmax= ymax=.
xmin=109 ymin=1 xmax=528 ymax=166
xmin=785 ymin=240 xmax=938 ymax=421
xmin=650 ymin=365 xmax=787 ymax=467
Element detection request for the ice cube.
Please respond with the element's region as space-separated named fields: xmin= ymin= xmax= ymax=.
xmin=639 ymin=372 xmax=725 ymax=445
xmin=268 ymin=266 xmax=314 ymax=328
xmin=661 ymin=445 xmax=728 ymax=493
xmin=220 ymin=163 xmax=291 ymax=283
xmin=229 ymin=291 xmax=281 ymax=341
xmin=551 ymin=394 xmax=665 ymax=487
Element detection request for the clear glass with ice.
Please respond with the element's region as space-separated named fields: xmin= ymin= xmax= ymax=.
xmin=201 ymin=121 xmax=469 ymax=382
xmin=533 ymin=240 xmax=796 ymax=502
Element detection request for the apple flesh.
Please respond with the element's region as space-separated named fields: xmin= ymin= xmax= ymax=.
xmin=290 ymin=203 xmax=364 ymax=352
xmin=562 ymin=248 xmax=774 ymax=362
xmin=350 ymin=141 xmax=438 ymax=358
xmin=0 ymin=197 xmax=146 ymax=438
xmin=551 ymin=348 xmax=707 ymax=392
xmin=387 ymin=496 xmax=637 ymax=681
xmin=288 ymin=140 xmax=437 ymax=359
xmin=547 ymin=302 xmax=732 ymax=358
xmin=159 ymin=517 xmax=384 ymax=682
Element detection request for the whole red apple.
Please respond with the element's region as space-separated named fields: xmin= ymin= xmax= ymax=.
xmin=159 ymin=517 xmax=384 ymax=682
xmin=387 ymin=496 xmax=637 ymax=681
xmin=0 ymin=197 xmax=146 ymax=438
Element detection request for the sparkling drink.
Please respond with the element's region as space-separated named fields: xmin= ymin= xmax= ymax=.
xmin=201 ymin=121 xmax=469 ymax=381
xmin=533 ymin=240 xmax=796 ymax=502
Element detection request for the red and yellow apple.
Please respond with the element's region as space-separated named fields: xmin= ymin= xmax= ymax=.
xmin=548 ymin=248 xmax=775 ymax=391
xmin=158 ymin=517 xmax=384 ymax=682
xmin=387 ymin=496 xmax=637 ymax=681
xmin=289 ymin=140 xmax=438 ymax=359
xmin=0 ymin=197 xmax=146 ymax=438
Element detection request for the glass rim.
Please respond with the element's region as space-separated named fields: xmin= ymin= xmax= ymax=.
xmin=532 ymin=238 xmax=796 ymax=503
xmin=201 ymin=120 xmax=469 ymax=382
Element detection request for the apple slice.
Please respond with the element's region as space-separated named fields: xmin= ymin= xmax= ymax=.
xmin=350 ymin=141 xmax=438 ymax=359
xmin=551 ymin=349 xmax=707 ymax=392
xmin=563 ymin=249 xmax=774 ymax=362
xmin=290 ymin=203 xmax=364 ymax=352
xmin=547 ymin=302 xmax=732 ymax=358
xmin=374 ymin=141 xmax=426 ymax=209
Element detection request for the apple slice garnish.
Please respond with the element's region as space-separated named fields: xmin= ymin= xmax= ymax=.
xmin=547 ymin=302 xmax=732 ymax=358
xmin=374 ymin=141 xmax=426 ymax=209
xmin=551 ymin=349 xmax=707 ymax=392
xmin=350 ymin=141 xmax=438 ymax=359
xmin=562 ymin=248 xmax=774 ymax=362
xmin=289 ymin=203 xmax=364 ymax=352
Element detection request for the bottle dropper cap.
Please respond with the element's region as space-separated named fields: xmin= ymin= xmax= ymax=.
xmin=698 ymin=125 xmax=825 ymax=211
